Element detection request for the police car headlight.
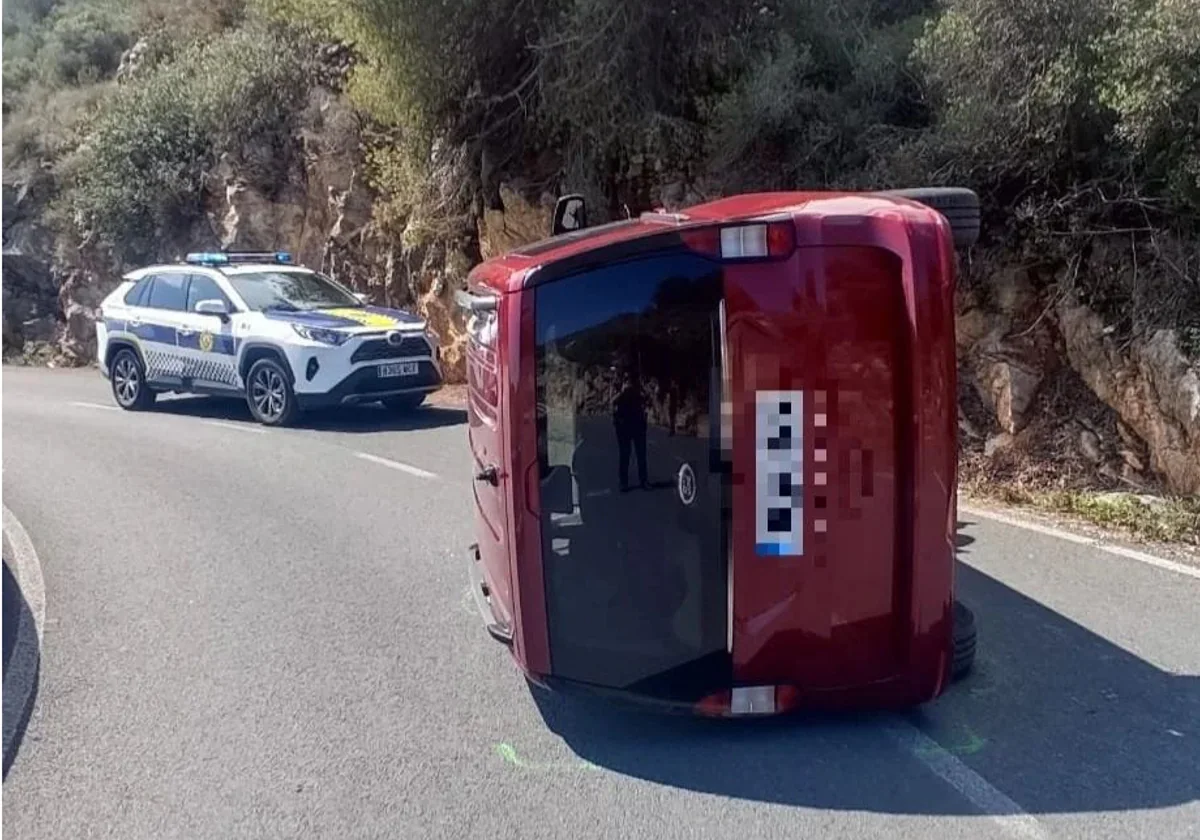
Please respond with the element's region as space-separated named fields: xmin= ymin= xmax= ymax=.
xmin=291 ymin=324 xmax=349 ymax=346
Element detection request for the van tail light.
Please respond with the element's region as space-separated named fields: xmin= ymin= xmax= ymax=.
xmin=681 ymin=222 xmax=795 ymax=261
xmin=693 ymin=685 xmax=802 ymax=717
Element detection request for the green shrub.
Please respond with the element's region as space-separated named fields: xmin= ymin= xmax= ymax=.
xmin=63 ymin=23 xmax=312 ymax=263
xmin=38 ymin=2 xmax=135 ymax=86
xmin=3 ymin=0 xmax=135 ymax=102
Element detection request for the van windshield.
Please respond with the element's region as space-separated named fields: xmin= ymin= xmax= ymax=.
xmin=227 ymin=271 xmax=361 ymax=312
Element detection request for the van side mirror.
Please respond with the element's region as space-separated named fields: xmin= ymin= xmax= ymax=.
xmin=552 ymin=194 xmax=587 ymax=236
xmin=354 ymin=292 xmax=369 ymax=304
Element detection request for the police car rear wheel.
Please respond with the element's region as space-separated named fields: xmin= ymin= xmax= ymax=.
xmin=246 ymin=359 xmax=299 ymax=426
xmin=381 ymin=394 xmax=425 ymax=412
xmin=110 ymin=349 xmax=156 ymax=411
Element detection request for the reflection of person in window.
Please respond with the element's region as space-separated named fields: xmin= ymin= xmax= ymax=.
xmin=613 ymin=368 xmax=649 ymax=492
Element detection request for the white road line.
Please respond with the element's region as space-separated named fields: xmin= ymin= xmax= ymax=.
xmin=354 ymin=451 xmax=438 ymax=480
xmin=68 ymin=401 xmax=119 ymax=411
xmin=886 ymin=723 xmax=1050 ymax=840
xmin=202 ymin=420 xmax=266 ymax=434
xmin=3 ymin=505 xmax=47 ymax=766
xmin=961 ymin=503 xmax=1200 ymax=582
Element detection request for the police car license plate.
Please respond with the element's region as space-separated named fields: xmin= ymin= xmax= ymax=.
xmin=378 ymin=362 xmax=418 ymax=378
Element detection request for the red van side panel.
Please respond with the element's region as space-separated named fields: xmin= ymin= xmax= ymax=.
xmin=507 ymin=283 xmax=551 ymax=676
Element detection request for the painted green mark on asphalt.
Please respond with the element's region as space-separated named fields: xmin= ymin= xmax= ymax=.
xmin=494 ymin=742 xmax=601 ymax=772
xmin=915 ymin=725 xmax=987 ymax=757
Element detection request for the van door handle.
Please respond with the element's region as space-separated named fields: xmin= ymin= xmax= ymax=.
xmin=475 ymin=465 xmax=499 ymax=486
xmin=178 ymin=328 xmax=195 ymax=337
xmin=129 ymin=318 xmax=142 ymax=328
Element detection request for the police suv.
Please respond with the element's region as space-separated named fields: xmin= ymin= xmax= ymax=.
xmin=96 ymin=252 xmax=443 ymax=425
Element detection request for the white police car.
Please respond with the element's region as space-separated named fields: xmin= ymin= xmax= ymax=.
xmin=95 ymin=251 xmax=443 ymax=425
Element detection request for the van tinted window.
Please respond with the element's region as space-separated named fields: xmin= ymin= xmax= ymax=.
xmin=533 ymin=249 xmax=729 ymax=694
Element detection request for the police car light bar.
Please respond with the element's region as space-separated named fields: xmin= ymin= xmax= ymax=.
xmin=185 ymin=251 xmax=293 ymax=266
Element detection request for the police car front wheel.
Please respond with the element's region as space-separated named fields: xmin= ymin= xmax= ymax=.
xmin=246 ymin=358 xmax=299 ymax=426
xmin=110 ymin=348 xmax=157 ymax=411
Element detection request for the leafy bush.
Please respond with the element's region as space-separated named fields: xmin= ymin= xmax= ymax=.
xmin=2 ymin=0 xmax=135 ymax=103
xmin=39 ymin=2 xmax=134 ymax=86
xmin=1097 ymin=0 xmax=1200 ymax=209
xmin=62 ymin=23 xmax=313 ymax=263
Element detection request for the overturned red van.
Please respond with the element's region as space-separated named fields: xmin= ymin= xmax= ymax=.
xmin=457 ymin=188 xmax=979 ymax=717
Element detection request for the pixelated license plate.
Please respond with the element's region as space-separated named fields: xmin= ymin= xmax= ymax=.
xmin=755 ymin=390 xmax=805 ymax=557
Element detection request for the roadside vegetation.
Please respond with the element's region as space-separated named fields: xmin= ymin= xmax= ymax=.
xmin=964 ymin=481 xmax=1200 ymax=547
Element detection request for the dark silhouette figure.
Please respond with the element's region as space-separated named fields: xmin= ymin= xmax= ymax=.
xmin=612 ymin=368 xmax=649 ymax=491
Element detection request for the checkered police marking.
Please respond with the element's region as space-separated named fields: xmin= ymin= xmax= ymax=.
xmin=755 ymin=390 xmax=804 ymax=557
xmin=182 ymin=355 xmax=239 ymax=387
xmin=145 ymin=348 xmax=185 ymax=380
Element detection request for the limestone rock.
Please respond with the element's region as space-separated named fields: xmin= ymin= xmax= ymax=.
xmin=1078 ymin=429 xmax=1103 ymax=464
xmin=1057 ymin=298 xmax=1200 ymax=496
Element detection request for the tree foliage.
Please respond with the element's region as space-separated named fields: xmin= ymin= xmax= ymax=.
xmin=60 ymin=23 xmax=313 ymax=263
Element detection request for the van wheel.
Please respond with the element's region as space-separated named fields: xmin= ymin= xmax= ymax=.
xmin=110 ymin=348 xmax=157 ymax=411
xmin=876 ymin=187 xmax=980 ymax=249
xmin=951 ymin=600 xmax=977 ymax=681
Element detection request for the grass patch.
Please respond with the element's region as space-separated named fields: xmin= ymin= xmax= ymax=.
xmin=971 ymin=484 xmax=1200 ymax=546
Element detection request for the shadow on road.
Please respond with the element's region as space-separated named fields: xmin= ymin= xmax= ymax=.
xmin=153 ymin=395 xmax=467 ymax=433
xmin=3 ymin=559 xmax=41 ymax=780
xmin=531 ymin=516 xmax=1198 ymax=816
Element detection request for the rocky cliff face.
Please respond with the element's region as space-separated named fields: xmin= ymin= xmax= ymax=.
xmin=955 ymin=253 xmax=1200 ymax=497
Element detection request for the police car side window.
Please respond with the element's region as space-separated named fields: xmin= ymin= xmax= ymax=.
xmin=124 ymin=277 xmax=152 ymax=306
xmin=145 ymin=273 xmax=189 ymax=311
xmin=186 ymin=274 xmax=231 ymax=312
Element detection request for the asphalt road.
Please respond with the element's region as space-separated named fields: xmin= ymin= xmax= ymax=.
xmin=3 ymin=366 xmax=1197 ymax=840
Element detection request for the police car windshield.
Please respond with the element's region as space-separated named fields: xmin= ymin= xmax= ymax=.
xmin=227 ymin=270 xmax=361 ymax=312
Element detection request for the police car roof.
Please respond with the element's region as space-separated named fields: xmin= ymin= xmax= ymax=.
xmin=217 ymin=263 xmax=314 ymax=275
xmin=122 ymin=262 xmax=315 ymax=280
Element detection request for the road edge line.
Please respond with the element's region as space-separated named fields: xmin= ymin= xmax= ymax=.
xmin=960 ymin=503 xmax=1200 ymax=581
xmin=886 ymin=722 xmax=1050 ymax=840
xmin=354 ymin=451 xmax=438 ymax=480
xmin=3 ymin=505 xmax=47 ymax=773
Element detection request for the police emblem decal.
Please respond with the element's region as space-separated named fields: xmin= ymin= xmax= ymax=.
xmin=677 ymin=462 xmax=697 ymax=506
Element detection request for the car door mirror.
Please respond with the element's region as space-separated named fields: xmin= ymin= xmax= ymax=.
xmin=194 ymin=299 xmax=230 ymax=321
xmin=354 ymin=292 xmax=369 ymax=304
xmin=552 ymin=194 xmax=587 ymax=236
xmin=542 ymin=464 xmax=575 ymax=514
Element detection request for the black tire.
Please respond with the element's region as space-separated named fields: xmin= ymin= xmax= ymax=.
xmin=381 ymin=393 xmax=426 ymax=412
xmin=876 ymin=187 xmax=980 ymax=249
xmin=245 ymin=357 xmax=300 ymax=426
xmin=109 ymin=348 xmax=157 ymax=411
xmin=951 ymin=600 xmax=977 ymax=681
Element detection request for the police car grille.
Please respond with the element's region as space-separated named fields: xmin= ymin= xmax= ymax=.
xmin=351 ymin=335 xmax=431 ymax=363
